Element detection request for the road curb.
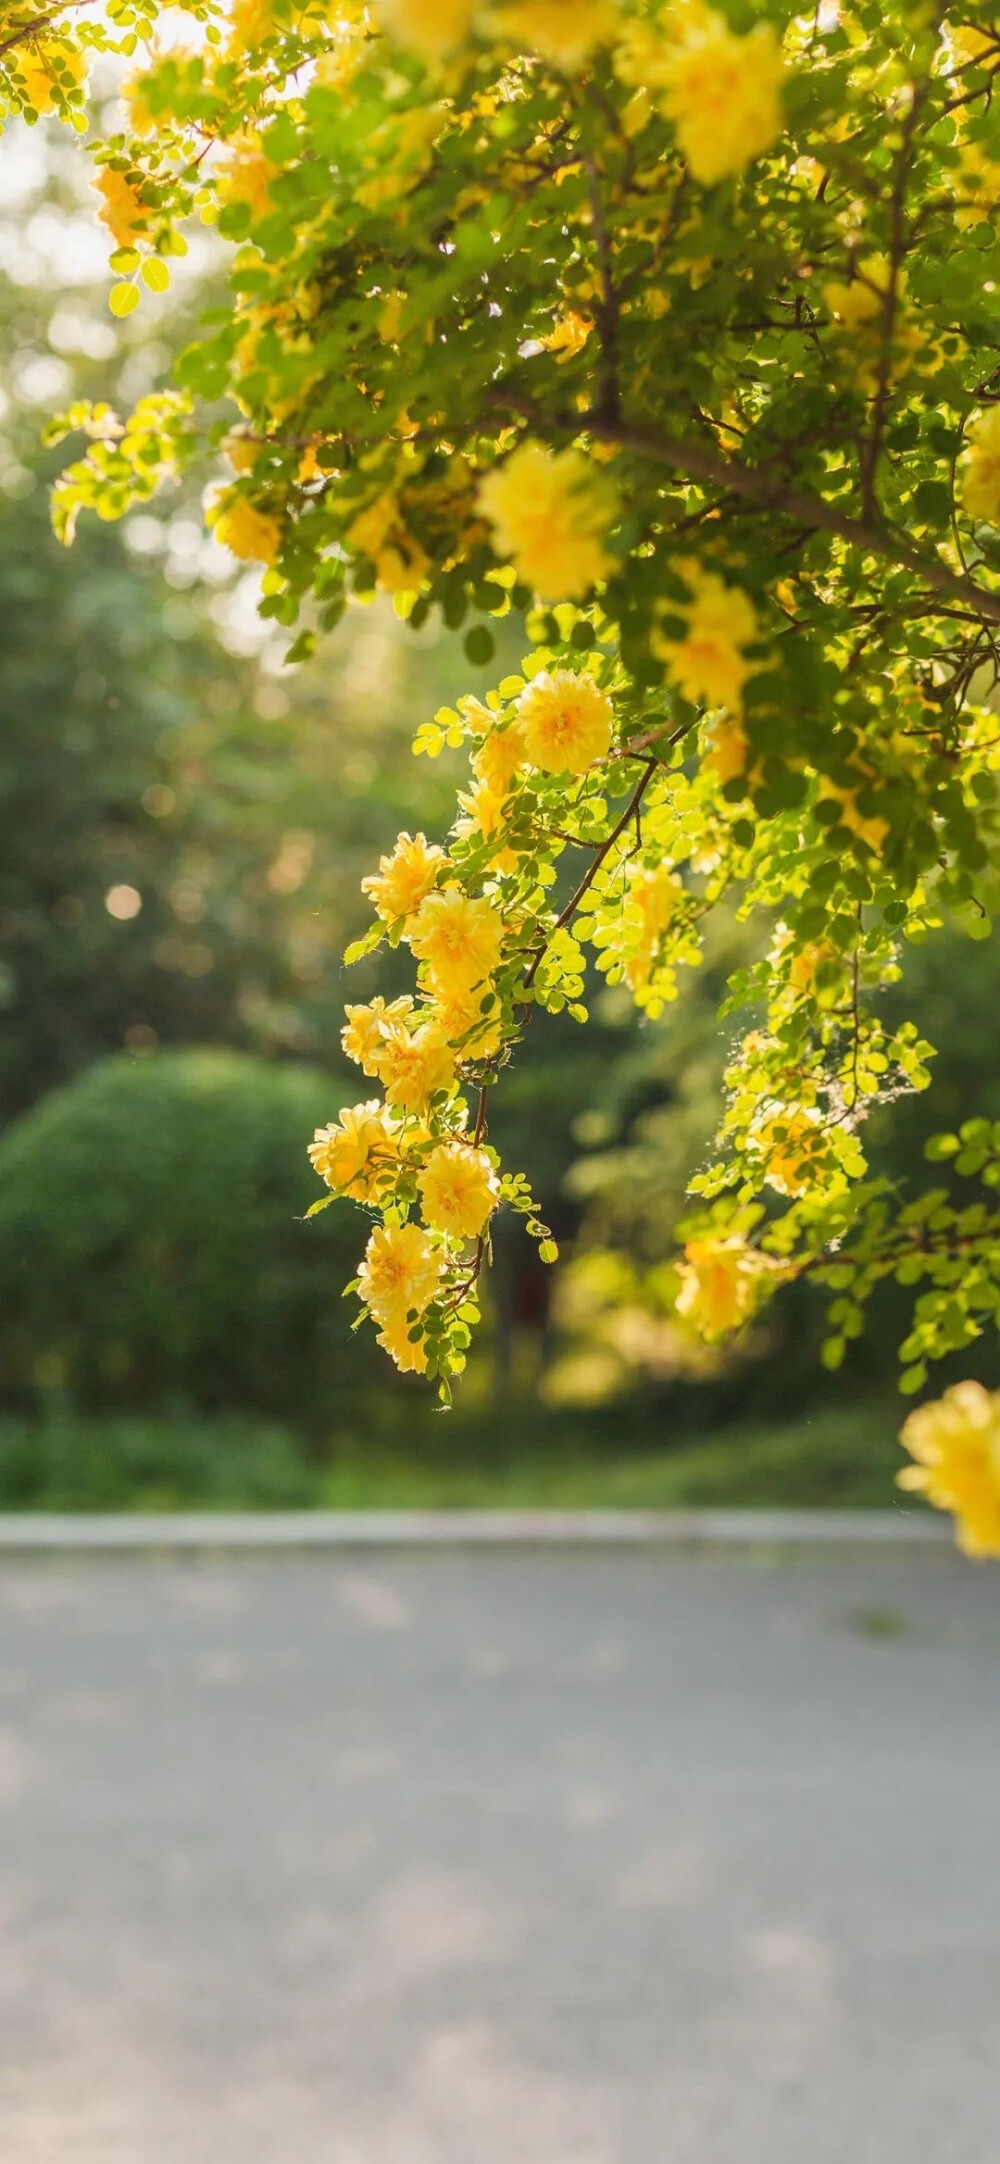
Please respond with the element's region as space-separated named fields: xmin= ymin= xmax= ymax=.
xmin=0 ymin=1508 xmax=948 ymax=1553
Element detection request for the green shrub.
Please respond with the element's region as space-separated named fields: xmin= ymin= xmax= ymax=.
xmin=0 ymin=1049 xmax=383 ymax=1427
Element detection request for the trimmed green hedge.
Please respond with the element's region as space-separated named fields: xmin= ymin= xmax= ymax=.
xmin=0 ymin=1049 xmax=381 ymax=1426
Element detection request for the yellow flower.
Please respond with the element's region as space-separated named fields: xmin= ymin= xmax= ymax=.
xmin=751 ymin=1106 xmax=822 ymax=1197
xmin=210 ymin=493 xmax=283 ymax=566
xmin=820 ymin=770 xmax=889 ymax=854
xmin=227 ymin=0 xmax=273 ymax=51
xmin=498 ymin=0 xmax=619 ymax=70
xmin=342 ymin=995 xmax=414 ymax=1076
xmin=473 ymin=717 xmax=528 ymax=793
xmin=418 ymin=1141 xmax=500 ymax=1240
xmin=675 ymin=1234 xmax=779 ymax=1339
xmin=361 ymin=831 xmax=447 ymax=923
xmin=622 ymin=863 xmax=684 ymax=990
xmin=541 ymin=310 xmax=593 ymax=361
xmin=407 ymin=887 xmax=505 ymax=995
xmin=15 ymin=39 xmax=87 ymax=113
xmin=219 ymin=136 xmax=277 ymax=219
xmin=94 ymin=169 xmax=152 ymax=251
xmin=898 ymin=1381 xmax=1000 ymax=1558
xmin=357 ymin=1220 xmax=442 ymax=1327
xmin=703 ymin=712 xmax=751 ymax=785
xmin=431 ymin=984 xmax=504 ymax=1061
xmin=377 ymin=1312 xmax=429 ymax=1373
xmin=347 ymin=492 xmax=431 ymax=593
xmin=374 ymin=0 xmax=474 ymax=61
xmin=454 ymin=778 xmax=521 ymax=872
xmin=655 ymin=10 xmax=784 ymax=186
xmin=224 ymin=431 xmax=260 ymax=475
xmin=656 ymin=564 xmax=761 ymax=714
xmin=963 ymin=407 xmax=1000 ymax=525
xmin=373 ymin=1019 xmax=456 ymax=1112
xmin=517 ymin=669 xmax=614 ymax=774
xmin=308 ymin=1101 xmax=399 ymax=1201
xmin=478 ymin=440 xmax=616 ymax=602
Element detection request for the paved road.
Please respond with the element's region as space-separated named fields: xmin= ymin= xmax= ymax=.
xmin=0 ymin=1548 xmax=998 ymax=2164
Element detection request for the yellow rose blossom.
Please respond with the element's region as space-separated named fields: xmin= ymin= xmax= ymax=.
xmin=372 ymin=1019 xmax=456 ymax=1112
xmin=654 ymin=9 xmax=784 ymax=186
xmin=406 ymin=887 xmax=505 ymax=994
xmin=361 ymin=831 xmax=447 ymax=924
xmin=347 ymin=491 xmax=431 ymax=593
xmin=15 ymin=39 xmax=87 ymax=113
xmin=478 ymin=440 xmax=616 ymax=602
xmin=517 ymin=669 xmax=614 ymax=774
xmin=898 ymin=1381 xmax=1000 ymax=1558
xmin=224 ymin=432 xmax=260 ymax=475
xmin=473 ymin=717 xmax=528 ymax=793
xmin=656 ymin=564 xmax=761 ymax=715
xmin=431 ymin=984 xmax=503 ymax=1060
xmin=418 ymin=1141 xmax=500 ymax=1240
xmin=498 ymin=0 xmax=620 ymax=70
xmin=308 ymin=1101 xmax=399 ymax=1201
xmin=210 ymin=493 xmax=283 ymax=566
xmin=342 ymin=995 xmax=414 ymax=1076
xmin=376 ymin=1312 xmax=429 ymax=1374
xmin=94 ymin=169 xmax=152 ymax=251
xmin=357 ymin=1220 xmax=442 ymax=1327
xmin=374 ymin=0 xmax=474 ymax=61
xmin=675 ymin=1233 xmax=780 ymax=1340
xmin=962 ymin=407 xmax=1000 ymax=525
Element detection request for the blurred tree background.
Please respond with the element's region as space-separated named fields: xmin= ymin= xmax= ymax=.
xmin=1 ymin=115 xmax=997 ymax=1511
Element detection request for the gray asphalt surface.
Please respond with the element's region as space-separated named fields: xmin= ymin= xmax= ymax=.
xmin=0 ymin=1548 xmax=998 ymax=2164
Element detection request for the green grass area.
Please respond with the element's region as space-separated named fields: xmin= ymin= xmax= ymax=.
xmin=0 ymin=1404 xmax=910 ymax=1514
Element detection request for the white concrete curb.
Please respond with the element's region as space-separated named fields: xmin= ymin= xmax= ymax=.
xmin=0 ymin=1508 xmax=948 ymax=1553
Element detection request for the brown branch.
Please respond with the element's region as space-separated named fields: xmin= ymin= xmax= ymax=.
xmin=522 ymin=757 xmax=659 ymax=993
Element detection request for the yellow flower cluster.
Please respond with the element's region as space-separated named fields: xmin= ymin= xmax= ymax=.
xmin=962 ymin=407 xmax=1000 ymax=526
xmin=675 ymin=1233 xmax=781 ymax=1340
xmin=622 ymin=863 xmax=684 ymax=992
xmin=309 ymin=1101 xmax=400 ymax=1203
xmin=655 ymin=562 xmax=761 ymax=715
xmin=418 ymin=1140 xmax=499 ymax=1238
xmin=898 ymin=1381 xmax=1000 ymax=1558
xmin=478 ymin=440 xmax=616 ymax=602
xmin=347 ymin=491 xmax=431 ymax=594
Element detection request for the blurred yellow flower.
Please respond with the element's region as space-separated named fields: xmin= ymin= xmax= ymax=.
xmin=656 ymin=564 xmax=760 ymax=715
xmin=375 ymin=0 xmax=474 ymax=60
xmin=675 ymin=1233 xmax=779 ymax=1339
xmin=898 ymin=1381 xmax=1000 ymax=1558
xmin=963 ymin=407 xmax=1000 ymax=525
xmin=478 ymin=440 xmax=616 ymax=602
xmin=15 ymin=39 xmax=87 ymax=113
xmin=498 ymin=0 xmax=619 ymax=70
xmin=210 ymin=493 xmax=283 ymax=565
xmin=95 ymin=169 xmax=152 ymax=250
xmin=652 ymin=9 xmax=784 ymax=186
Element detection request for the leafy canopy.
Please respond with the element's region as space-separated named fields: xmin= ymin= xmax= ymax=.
xmin=4 ymin=1 xmax=1000 ymax=1484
